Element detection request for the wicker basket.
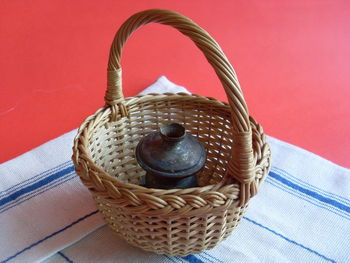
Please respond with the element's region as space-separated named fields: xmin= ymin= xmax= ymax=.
xmin=72 ymin=9 xmax=271 ymax=256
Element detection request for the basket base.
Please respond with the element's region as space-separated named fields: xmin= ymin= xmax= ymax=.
xmin=97 ymin=196 xmax=247 ymax=256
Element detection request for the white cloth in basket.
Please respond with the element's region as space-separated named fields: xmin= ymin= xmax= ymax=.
xmin=0 ymin=76 xmax=349 ymax=263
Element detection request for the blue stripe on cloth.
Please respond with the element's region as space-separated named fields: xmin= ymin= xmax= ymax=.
xmin=243 ymin=217 xmax=336 ymax=263
xmin=202 ymin=252 xmax=223 ymax=263
xmin=197 ymin=253 xmax=214 ymax=263
xmin=0 ymin=210 xmax=98 ymax=263
xmin=0 ymin=173 xmax=76 ymax=214
xmin=269 ymin=171 xmax=350 ymax=214
xmin=266 ymin=177 xmax=350 ymax=221
xmin=0 ymin=161 xmax=72 ymax=198
xmin=0 ymin=166 xmax=74 ymax=207
xmin=271 ymin=166 xmax=350 ymax=206
xmin=182 ymin=255 xmax=205 ymax=263
xmin=58 ymin=251 xmax=74 ymax=263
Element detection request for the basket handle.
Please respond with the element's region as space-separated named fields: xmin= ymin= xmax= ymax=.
xmin=106 ymin=9 xmax=256 ymax=205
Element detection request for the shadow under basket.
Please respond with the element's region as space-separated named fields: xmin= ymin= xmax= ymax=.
xmin=72 ymin=9 xmax=271 ymax=256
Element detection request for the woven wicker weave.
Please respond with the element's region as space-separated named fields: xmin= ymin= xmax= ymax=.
xmin=72 ymin=9 xmax=271 ymax=256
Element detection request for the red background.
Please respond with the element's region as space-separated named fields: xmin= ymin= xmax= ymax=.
xmin=1 ymin=1 xmax=349 ymax=167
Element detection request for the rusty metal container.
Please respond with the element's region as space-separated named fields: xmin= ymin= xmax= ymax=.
xmin=135 ymin=123 xmax=206 ymax=189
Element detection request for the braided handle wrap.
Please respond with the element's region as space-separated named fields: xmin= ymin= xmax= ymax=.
xmin=106 ymin=9 xmax=256 ymax=204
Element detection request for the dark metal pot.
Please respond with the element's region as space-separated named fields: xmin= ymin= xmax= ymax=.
xmin=135 ymin=123 xmax=206 ymax=189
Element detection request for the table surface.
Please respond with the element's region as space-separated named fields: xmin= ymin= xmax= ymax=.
xmin=1 ymin=1 xmax=349 ymax=168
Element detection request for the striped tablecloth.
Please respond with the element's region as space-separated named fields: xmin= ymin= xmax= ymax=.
xmin=1 ymin=76 xmax=349 ymax=263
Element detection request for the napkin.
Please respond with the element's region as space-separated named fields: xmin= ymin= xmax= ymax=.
xmin=1 ymin=76 xmax=349 ymax=263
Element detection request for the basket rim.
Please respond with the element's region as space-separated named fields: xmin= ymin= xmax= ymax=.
xmin=73 ymin=92 xmax=270 ymax=192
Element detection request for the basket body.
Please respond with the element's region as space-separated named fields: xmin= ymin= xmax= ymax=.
xmin=73 ymin=93 xmax=270 ymax=255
